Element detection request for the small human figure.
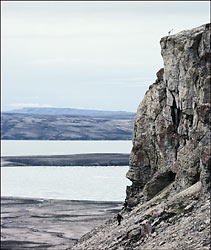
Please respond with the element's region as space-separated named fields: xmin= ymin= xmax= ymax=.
xmin=117 ymin=213 xmax=123 ymax=226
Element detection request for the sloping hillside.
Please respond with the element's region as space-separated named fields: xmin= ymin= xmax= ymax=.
xmin=1 ymin=108 xmax=135 ymax=140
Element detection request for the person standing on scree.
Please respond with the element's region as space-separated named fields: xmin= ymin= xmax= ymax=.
xmin=117 ymin=213 xmax=123 ymax=226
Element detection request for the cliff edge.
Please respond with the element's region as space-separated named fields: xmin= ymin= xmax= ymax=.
xmin=69 ymin=23 xmax=211 ymax=250
xmin=127 ymin=22 xmax=210 ymax=207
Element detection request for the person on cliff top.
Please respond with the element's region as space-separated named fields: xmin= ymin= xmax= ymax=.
xmin=117 ymin=213 xmax=123 ymax=226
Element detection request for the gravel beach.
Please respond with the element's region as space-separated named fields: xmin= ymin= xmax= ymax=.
xmin=1 ymin=197 xmax=123 ymax=250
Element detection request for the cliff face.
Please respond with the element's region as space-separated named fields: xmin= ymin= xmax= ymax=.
xmin=126 ymin=23 xmax=211 ymax=207
xmin=69 ymin=24 xmax=211 ymax=250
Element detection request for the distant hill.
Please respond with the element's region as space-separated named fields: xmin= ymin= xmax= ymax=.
xmin=8 ymin=107 xmax=135 ymax=118
xmin=1 ymin=108 xmax=135 ymax=140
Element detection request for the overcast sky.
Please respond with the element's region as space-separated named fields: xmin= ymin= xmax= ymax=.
xmin=1 ymin=1 xmax=210 ymax=112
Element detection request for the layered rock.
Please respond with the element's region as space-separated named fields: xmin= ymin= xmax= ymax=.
xmin=68 ymin=23 xmax=211 ymax=250
xmin=126 ymin=23 xmax=211 ymax=207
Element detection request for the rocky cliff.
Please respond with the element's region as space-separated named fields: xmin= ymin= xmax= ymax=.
xmin=68 ymin=23 xmax=211 ymax=250
xmin=126 ymin=23 xmax=211 ymax=207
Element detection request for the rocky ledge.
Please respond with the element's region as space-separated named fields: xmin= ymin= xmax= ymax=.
xmin=68 ymin=23 xmax=211 ymax=249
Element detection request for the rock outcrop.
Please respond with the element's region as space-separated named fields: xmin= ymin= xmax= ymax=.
xmin=126 ymin=23 xmax=211 ymax=207
xmin=68 ymin=23 xmax=211 ymax=250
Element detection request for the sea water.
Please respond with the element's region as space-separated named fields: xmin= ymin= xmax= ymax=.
xmin=1 ymin=140 xmax=132 ymax=201
xmin=1 ymin=166 xmax=131 ymax=201
xmin=1 ymin=140 xmax=132 ymax=156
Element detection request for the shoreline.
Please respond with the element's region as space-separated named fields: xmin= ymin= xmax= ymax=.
xmin=1 ymin=196 xmax=123 ymax=250
xmin=1 ymin=153 xmax=130 ymax=167
xmin=1 ymin=196 xmax=124 ymax=203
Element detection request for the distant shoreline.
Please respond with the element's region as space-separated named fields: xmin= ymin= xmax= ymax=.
xmin=1 ymin=153 xmax=130 ymax=167
xmin=2 ymin=110 xmax=134 ymax=140
xmin=1 ymin=196 xmax=124 ymax=204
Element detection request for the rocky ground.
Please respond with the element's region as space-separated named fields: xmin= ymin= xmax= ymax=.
xmin=1 ymin=197 xmax=123 ymax=250
xmin=69 ymin=182 xmax=210 ymax=250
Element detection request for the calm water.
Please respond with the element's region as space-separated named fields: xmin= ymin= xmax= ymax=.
xmin=1 ymin=140 xmax=132 ymax=201
xmin=1 ymin=166 xmax=131 ymax=201
xmin=1 ymin=140 xmax=132 ymax=156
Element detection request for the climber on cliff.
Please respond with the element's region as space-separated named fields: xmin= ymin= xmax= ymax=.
xmin=117 ymin=213 xmax=123 ymax=226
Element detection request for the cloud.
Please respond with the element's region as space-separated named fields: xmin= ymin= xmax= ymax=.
xmin=29 ymin=58 xmax=97 ymax=65
xmin=2 ymin=2 xmax=209 ymax=113
xmin=99 ymin=76 xmax=155 ymax=87
xmin=28 ymin=57 xmax=143 ymax=67
xmin=9 ymin=103 xmax=54 ymax=108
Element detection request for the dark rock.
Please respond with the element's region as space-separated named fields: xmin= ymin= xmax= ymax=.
xmin=159 ymin=241 xmax=166 ymax=246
